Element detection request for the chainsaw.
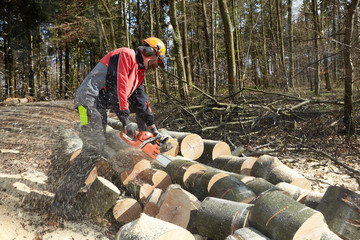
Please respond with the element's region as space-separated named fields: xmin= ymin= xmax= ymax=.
xmin=120 ymin=130 xmax=172 ymax=167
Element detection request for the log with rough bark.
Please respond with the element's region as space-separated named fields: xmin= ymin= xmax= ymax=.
xmin=196 ymin=197 xmax=253 ymax=240
xmin=113 ymin=197 xmax=142 ymax=224
xmin=249 ymin=190 xmax=325 ymax=240
xmin=156 ymin=184 xmax=200 ymax=230
xmin=197 ymin=140 xmax=231 ymax=164
xmin=5 ymin=96 xmax=34 ymax=105
xmin=79 ymin=176 xmax=120 ymax=218
xmin=316 ymin=186 xmax=360 ymax=240
xmin=275 ymin=182 xmax=310 ymax=202
xmin=116 ymin=213 xmax=195 ymax=240
xmin=226 ymin=227 xmax=270 ymax=240
xmin=143 ymin=188 xmax=163 ymax=217
xmin=161 ymin=130 xmax=204 ymax=160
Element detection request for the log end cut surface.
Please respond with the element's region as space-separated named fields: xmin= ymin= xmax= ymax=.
xmin=180 ymin=134 xmax=204 ymax=160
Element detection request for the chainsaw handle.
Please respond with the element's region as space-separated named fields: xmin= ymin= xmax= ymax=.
xmin=120 ymin=129 xmax=139 ymax=147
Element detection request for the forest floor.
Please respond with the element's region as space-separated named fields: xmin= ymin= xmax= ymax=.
xmin=0 ymin=89 xmax=359 ymax=239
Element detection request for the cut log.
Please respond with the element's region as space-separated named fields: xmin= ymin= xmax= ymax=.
xmin=196 ymin=197 xmax=253 ymax=240
xmin=115 ymin=213 xmax=195 ymax=240
xmin=242 ymin=177 xmax=276 ymax=196
xmin=316 ymin=186 xmax=360 ymax=240
xmin=120 ymin=159 xmax=152 ymax=186
xmin=241 ymin=157 xmax=258 ymax=175
xmin=268 ymin=164 xmax=311 ymax=190
xmin=303 ymin=191 xmax=324 ymax=209
xmin=226 ymin=227 xmax=271 ymax=240
xmin=275 ymin=182 xmax=310 ymax=202
xmin=79 ymin=176 xmax=120 ymax=218
xmin=22 ymin=190 xmax=54 ymax=210
xmin=143 ymin=188 xmax=163 ymax=217
xmin=126 ymin=181 xmax=154 ymax=204
xmin=135 ymin=168 xmax=172 ymax=191
xmin=208 ymin=174 xmax=256 ymax=203
xmin=156 ymin=184 xmax=200 ymax=229
xmin=161 ymin=138 xmax=179 ymax=157
xmin=211 ymin=155 xmax=257 ymax=176
xmin=320 ymin=226 xmax=343 ymax=240
xmin=164 ymin=158 xmax=199 ymax=187
xmin=163 ymin=130 xmax=204 ymax=160
xmin=250 ymin=155 xmax=282 ymax=178
xmin=113 ymin=197 xmax=142 ymax=224
xmin=197 ymin=140 xmax=231 ymax=164
xmin=249 ymin=190 xmax=325 ymax=240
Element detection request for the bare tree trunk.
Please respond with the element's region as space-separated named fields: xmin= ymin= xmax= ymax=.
xmin=287 ymin=0 xmax=295 ymax=89
xmin=201 ymin=0 xmax=211 ymax=92
xmin=101 ymin=0 xmax=117 ymax=50
xmin=124 ymin=0 xmax=130 ymax=48
xmin=311 ymin=0 xmax=321 ymax=96
xmin=343 ymin=0 xmax=360 ymax=135
xmin=65 ymin=43 xmax=70 ymax=99
xmin=29 ymin=33 xmax=35 ymax=97
xmin=218 ymin=0 xmax=236 ymax=96
xmin=211 ymin=0 xmax=217 ymax=95
xmin=181 ymin=0 xmax=193 ymax=87
xmin=275 ymin=0 xmax=287 ymax=90
xmin=261 ymin=0 xmax=269 ymax=88
xmin=169 ymin=0 xmax=188 ymax=100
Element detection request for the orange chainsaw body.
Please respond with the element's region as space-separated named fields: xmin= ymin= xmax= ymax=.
xmin=120 ymin=130 xmax=160 ymax=160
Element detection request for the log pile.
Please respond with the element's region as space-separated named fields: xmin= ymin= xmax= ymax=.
xmin=46 ymin=121 xmax=358 ymax=240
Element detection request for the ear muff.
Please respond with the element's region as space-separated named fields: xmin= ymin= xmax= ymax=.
xmin=143 ymin=46 xmax=157 ymax=57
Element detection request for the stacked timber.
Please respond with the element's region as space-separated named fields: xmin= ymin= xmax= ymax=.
xmin=46 ymin=124 xmax=360 ymax=240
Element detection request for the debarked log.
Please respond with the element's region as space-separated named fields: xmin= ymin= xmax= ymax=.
xmin=196 ymin=197 xmax=253 ymax=240
xmin=316 ymin=186 xmax=360 ymax=240
xmin=249 ymin=190 xmax=325 ymax=240
xmin=225 ymin=227 xmax=270 ymax=240
xmin=79 ymin=176 xmax=120 ymax=218
xmin=115 ymin=213 xmax=195 ymax=240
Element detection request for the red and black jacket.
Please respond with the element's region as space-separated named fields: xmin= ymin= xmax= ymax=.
xmin=75 ymin=47 xmax=154 ymax=126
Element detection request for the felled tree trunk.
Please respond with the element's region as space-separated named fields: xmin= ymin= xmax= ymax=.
xmin=211 ymin=155 xmax=258 ymax=176
xmin=249 ymin=190 xmax=325 ymax=240
xmin=156 ymin=184 xmax=200 ymax=229
xmin=275 ymin=182 xmax=310 ymax=202
xmin=79 ymin=176 xmax=120 ymax=218
xmin=226 ymin=227 xmax=270 ymax=240
xmin=120 ymin=159 xmax=152 ymax=186
xmin=161 ymin=130 xmax=204 ymax=160
xmin=320 ymin=226 xmax=342 ymax=240
xmin=241 ymin=177 xmax=276 ymax=196
xmin=251 ymin=155 xmax=311 ymax=190
xmin=164 ymin=158 xmax=199 ymax=187
xmin=303 ymin=191 xmax=324 ymax=209
xmin=113 ymin=197 xmax=142 ymax=224
xmin=196 ymin=197 xmax=253 ymax=240
xmin=197 ymin=140 xmax=231 ymax=164
xmin=116 ymin=213 xmax=195 ymax=240
xmin=316 ymin=186 xmax=360 ymax=240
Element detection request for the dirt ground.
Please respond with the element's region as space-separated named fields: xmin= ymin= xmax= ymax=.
xmin=0 ymin=99 xmax=359 ymax=239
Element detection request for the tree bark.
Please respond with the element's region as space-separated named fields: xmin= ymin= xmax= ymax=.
xmin=113 ymin=197 xmax=142 ymax=224
xmin=249 ymin=190 xmax=325 ymax=240
xmin=196 ymin=197 xmax=253 ymax=240
xmin=343 ymin=0 xmax=359 ymax=135
xmin=197 ymin=140 xmax=231 ymax=164
xmin=316 ymin=186 xmax=360 ymax=240
xmin=218 ymin=0 xmax=237 ymax=95
xmin=226 ymin=227 xmax=270 ymax=240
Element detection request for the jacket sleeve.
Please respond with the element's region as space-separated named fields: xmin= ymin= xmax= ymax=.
xmin=128 ymin=84 xmax=155 ymax=126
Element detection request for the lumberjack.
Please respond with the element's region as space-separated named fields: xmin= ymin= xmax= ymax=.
xmin=49 ymin=37 xmax=167 ymax=219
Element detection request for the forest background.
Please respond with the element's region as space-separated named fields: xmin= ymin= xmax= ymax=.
xmin=1 ymin=0 xmax=359 ymax=136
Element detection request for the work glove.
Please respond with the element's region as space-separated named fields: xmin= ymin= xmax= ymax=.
xmin=124 ymin=122 xmax=138 ymax=138
xmin=150 ymin=126 xmax=161 ymax=138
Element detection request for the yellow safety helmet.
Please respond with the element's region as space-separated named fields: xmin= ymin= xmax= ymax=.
xmin=142 ymin=37 xmax=166 ymax=67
